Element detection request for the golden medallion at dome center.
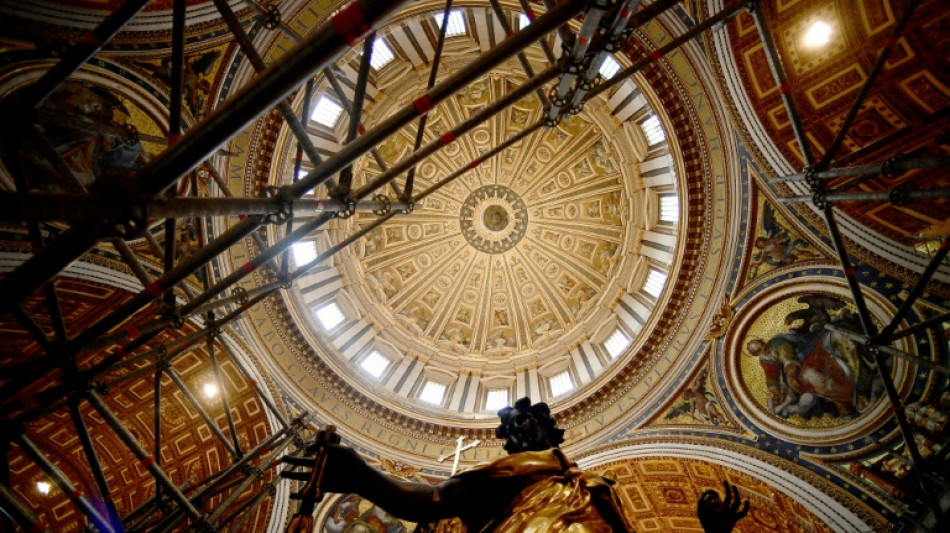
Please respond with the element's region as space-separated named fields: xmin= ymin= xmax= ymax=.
xmin=459 ymin=185 xmax=528 ymax=254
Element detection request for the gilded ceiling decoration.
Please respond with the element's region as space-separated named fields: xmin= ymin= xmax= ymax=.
xmin=723 ymin=0 xmax=950 ymax=242
xmin=589 ymin=456 xmax=835 ymax=533
xmin=338 ymin=73 xmax=634 ymax=361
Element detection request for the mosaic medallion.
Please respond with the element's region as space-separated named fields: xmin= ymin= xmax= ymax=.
xmin=459 ymin=185 xmax=528 ymax=254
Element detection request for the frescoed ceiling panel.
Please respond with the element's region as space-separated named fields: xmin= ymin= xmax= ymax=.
xmin=725 ymin=0 xmax=950 ymax=243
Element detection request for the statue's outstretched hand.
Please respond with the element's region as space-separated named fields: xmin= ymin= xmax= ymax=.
xmin=697 ymin=480 xmax=750 ymax=533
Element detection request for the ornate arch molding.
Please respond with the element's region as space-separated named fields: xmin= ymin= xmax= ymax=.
xmin=577 ymin=440 xmax=874 ymax=532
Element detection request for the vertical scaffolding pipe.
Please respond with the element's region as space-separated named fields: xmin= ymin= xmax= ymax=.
xmin=68 ymin=399 xmax=123 ymax=531
xmin=402 ymin=0 xmax=453 ymax=201
xmin=209 ymin=334 xmax=244 ymax=457
xmin=0 ymin=480 xmax=52 ymax=533
xmin=336 ymin=31 xmax=377 ymax=198
xmin=153 ymin=364 xmax=164 ymax=506
xmin=86 ymin=390 xmax=204 ymax=522
xmin=545 ymin=0 xmax=609 ymax=122
xmin=162 ymin=0 xmax=187 ymax=313
xmin=15 ymin=434 xmax=116 ymax=533
xmin=748 ymin=0 xmax=815 ymax=167
xmin=163 ymin=366 xmax=240 ymax=459
xmin=282 ymin=78 xmax=315 ymax=277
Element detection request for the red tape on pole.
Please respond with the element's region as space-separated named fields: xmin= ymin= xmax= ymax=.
xmin=330 ymin=3 xmax=370 ymax=46
xmin=413 ymin=94 xmax=434 ymax=115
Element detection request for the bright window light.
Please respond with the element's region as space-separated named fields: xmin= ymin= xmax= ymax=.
xmin=660 ymin=195 xmax=679 ymax=224
xmin=36 ymin=481 xmax=51 ymax=495
xmin=519 ymin=13 xmax=530 ymax=30
xmin=369 ymin=38 xmax=396 ymax=70
xmin=360 ymin=350 xmax=390 ymax=379
xmin=641 ymin=114 xmax=666 ymax=146
xmin=420 ymin=381 xmax=447 ymax=405
xmin=315 ymin=302 xmax=346 ymax=330
xmin=604 ymin=328 xmax=631 ymax=358
xmin=203 ymin=382 xmax=219 ymax=399
xmin=643 ymin=269 xmax=668 ymax=299
xmin=485 ymin=389 xmax=509 ymax=411
xmin=433 ymin=10 xmax=466 ymax=37
xmin=599 ymin=55 xmax=621 ymax=79
xmin=311 ymin=95 xmax=343 ymax=127
xmin=549 ymin=371 xmax=574 ymax=397
xmin=802 ymin=20 xmax=832 ymax=48
xmin=292 ymin=241 xmax=317 ymax=267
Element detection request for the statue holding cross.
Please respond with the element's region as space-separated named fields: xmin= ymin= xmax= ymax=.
xmin=287 ymin=397 xmax=750 ymax=532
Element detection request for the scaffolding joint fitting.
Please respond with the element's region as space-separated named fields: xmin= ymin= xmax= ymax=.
xmin=803 ymin=166 xmax=819 ymax=190
xmin=372 ymin=194 xmax=392 ymax=216
xmin=335 ymin=203 xmax=356 ymax=219
xmin=889 ymin=184 xmax=910 ymax=206
xmin=882 ymin=153 xmax=908 ymax=180
xmin=263 ymin=186 xmax=292 ymax=224
xmin=258 ymin=2 xmax=282 ymax=30
xmin=811 ymin=190 xmax=829 ymax=210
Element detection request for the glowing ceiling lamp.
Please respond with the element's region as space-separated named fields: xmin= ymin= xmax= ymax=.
xmin=802 ymin=20 xmax=832 ymax=48
xmin=203 ymin=382 xmax=219 ymax=399
xmin=36 ymin=480 xmax=52 ymax=495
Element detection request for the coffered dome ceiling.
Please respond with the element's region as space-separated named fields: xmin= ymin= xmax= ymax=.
xmin=337 ymin=73 xmax=638 ymax=367
xmin=212 ymin=0 xmax=743 ymax=454
xmin=234 ymin=0 xmax=721 ymax=432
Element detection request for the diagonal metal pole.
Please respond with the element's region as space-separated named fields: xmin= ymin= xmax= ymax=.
xmin=0 ymin=479 xmax=52 ymax=533
xmin=211 ymin=0 xmax=328 ymax=171
xmin=817 ymin=0 xmax=922 ymax=170
xmin=334 ymin=30 xmax=376 ymax=198
xmin=825 ymin=324 xmax=950 ymax=374
xmin=887 ymin=311 xmax=950 ymax=342
xmin=11 ymin=305 xmax=54 ymax=354
xmin=781 ymin=187 xmax=950 ymax=203
xmin=15 ymin=0 xmax=151 ymax=109
xmin=747 ymin=0 xmax=814 ymax=167
xmin=517 ymin=0 xmax=558 ymax=64
xmin=218 ymin=337 xmax=292 ymax=430
xmin=68 ymin=399 xmax=124 ymax=531
xmin=877 ymin=239 xmax=950 ymax=341
xmin=209 ymin=332 xmax=244 ymax=457
xmin=15 ymin=434 xmax=116 ymax=533
xmin=822 ymin=207 xmax=947 ymax=526
xmin=86 ymin=390 xmax=205 ymax=523
xmin=163 ymin=365 xmax=240 ymax=459
xmin=0 ymin=0 xmax=413 ymax=316
xmin=586 ymin=0 xmax=749 ymax=102
xmin=401 ymin=0 xmax=453 ymax=202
